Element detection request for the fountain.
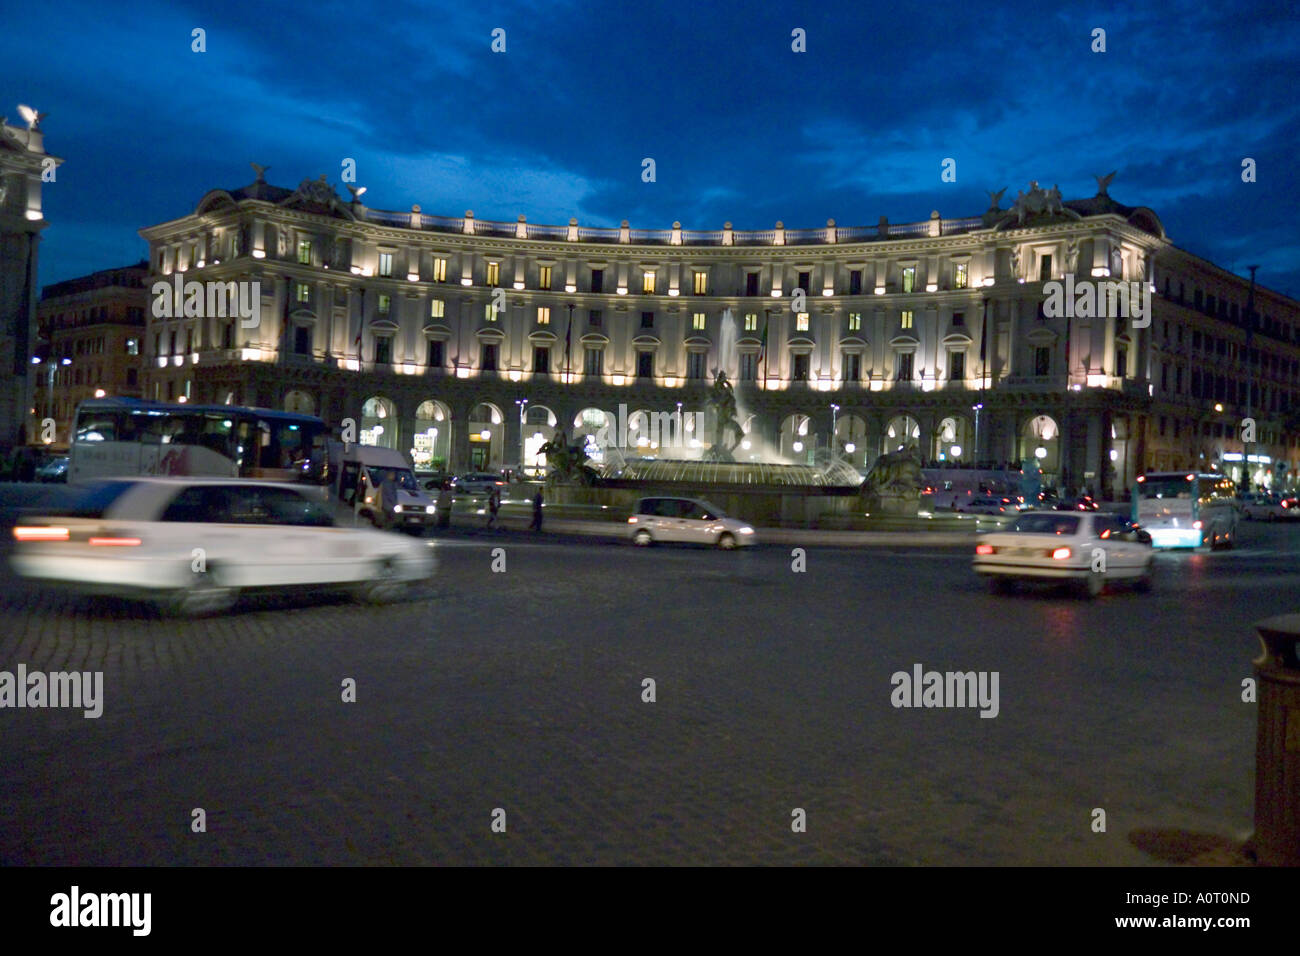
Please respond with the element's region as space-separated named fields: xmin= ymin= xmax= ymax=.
xmin=563 ymin=308 xmax=871 ymax=526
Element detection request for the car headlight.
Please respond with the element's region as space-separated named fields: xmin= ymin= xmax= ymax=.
xmin=394 ymin=504 xmax=404 ymax=513
xmin=425 ymin=505 xmax=435 ymax=514
xmin=739 ymin=526 xmax=754 ymax=534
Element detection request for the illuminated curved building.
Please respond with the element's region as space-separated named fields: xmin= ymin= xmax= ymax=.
xmin=139 ymin=169 xmax=1300 ymax=493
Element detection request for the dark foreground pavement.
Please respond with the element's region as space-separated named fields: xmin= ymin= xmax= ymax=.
xmin=0 ymin=520 xmax=1297 ymax=865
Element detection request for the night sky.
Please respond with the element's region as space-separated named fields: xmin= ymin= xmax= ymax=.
xmin=7 ymin=0 xmax=1299 ymax=295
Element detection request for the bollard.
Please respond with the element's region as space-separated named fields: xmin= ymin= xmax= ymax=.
xmin=1250 ymin=614 xmax=1300 ymax=866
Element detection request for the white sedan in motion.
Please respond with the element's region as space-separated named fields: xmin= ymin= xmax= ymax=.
xmin=973 ymin=511 xmax=1154 ymax=598
xmin=10 ymin=478 xmax=434 ymax=615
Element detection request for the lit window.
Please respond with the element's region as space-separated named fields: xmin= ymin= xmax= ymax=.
xmin=486 ymin=261 xmax=500 ymax=287
xmin=744 ymin=312 xmax=758 ymax=332
xmin=432 ymin=257 xmax=448 ymax=282
xmin=538 ymin=265 xmax=552 ymax=290
xmin=796 ymin=313 xmax=810 ymax=332
xmin=848 ymin=312 xmax=862 ymax=331
xmin=297 ymin=239 xmax=312 ymax=265
xmin=484 ymin=303 xmax=497 ymax=322
xmin=295 ymin=282 xmax=311 ymax=304
xmin=378 ymin=253 xmax=393 ymax=278
xmin=377 ymin=293 xmax=391 ymax=314
xmin=643 ymin=271 xmax=656 ymax=294
xmin=430 ymin=299 xmax=445 ymax=319
xmin=126 ymin=338 xmax=139 ymax=356
xmin=954 ymin=263 xmax=968 ymax=289
xmin=537 ymin=306 xmax=550 ymax=325
xmin=902 ymin=266 xmax=916 ymax=293
xmin=901 ymin=310 xmax=914 ymax=330
xmin=693 ymin=271 xmax=707 ymax=295
xmin=693 ymin=312 xmax=706 ymax=331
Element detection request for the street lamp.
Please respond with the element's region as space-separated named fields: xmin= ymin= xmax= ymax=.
xmin=830 ymin=403 xmax=840 ymax=458
xmin=972 ymin=402 xmax=984 ymax=467
xmin=34 ymin=356 xmax=72 ymax=442
xmin=515 ymin=398 xmax=528 ymax=478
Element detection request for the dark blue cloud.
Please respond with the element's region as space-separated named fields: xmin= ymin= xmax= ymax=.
xmin=4 ymin=0 xmax=1297 ymax=296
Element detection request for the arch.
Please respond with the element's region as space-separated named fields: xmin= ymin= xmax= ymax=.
xmin=779 ymin=413 xmax=818 ymax=461
xmin=932 ymin=415 xmax=972 ymax=463
xmin=361 ymin=395 xmax=397 ymax=449
xmin=411 ymin=399 xmax=452 ymax=471
xmin=467 ymin=402 xmax=504 ymax=470
xmin=1020 ymin=414 xmax=1061 ymax=481
xmin=283 ymin=389 xmax=316 ymax=415
xmin=834 ymin=413 xmax=870 ymax=470
xmin=734 ymin=413 xmax=772 ymax=460
xmin=883 ymin=415 xmax=921 ymax=456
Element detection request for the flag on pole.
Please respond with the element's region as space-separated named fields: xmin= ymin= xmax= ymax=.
xmin=564 ymin=311 xmax=573 ymax=380
xmin=979 ymin=302 xmax=989 ymax=369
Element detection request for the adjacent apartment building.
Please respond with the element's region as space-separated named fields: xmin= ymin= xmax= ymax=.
xmin=34 ymin=262 xmax=149 ymax=444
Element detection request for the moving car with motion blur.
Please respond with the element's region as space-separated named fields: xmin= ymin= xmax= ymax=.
xmin=959 ymin=496 xmax=1010 ymax=515
xmin=10 ymin=477 xmax=434 ymax=616
xmin=973 ymin=511 xmax=1154 ymax=598
xmin=628 ymin=496 xmax=756 ymax=549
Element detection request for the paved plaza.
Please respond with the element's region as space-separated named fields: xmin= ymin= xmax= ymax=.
xmin=0 ymin=521 xmax=1296 ymax=865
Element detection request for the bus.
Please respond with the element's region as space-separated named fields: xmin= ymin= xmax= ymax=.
xmin=1132 ymin=471 xmax=1239 ymax=549
xmin=69 ymin=398 xmax=330 ymax=487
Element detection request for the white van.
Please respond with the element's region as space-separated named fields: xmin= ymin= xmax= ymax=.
xmin=328 ymin=442 xmax=439 ymax=534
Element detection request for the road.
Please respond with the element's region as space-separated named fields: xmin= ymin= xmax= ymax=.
xmin=0 ymin=518 xmax=1297 ymax=865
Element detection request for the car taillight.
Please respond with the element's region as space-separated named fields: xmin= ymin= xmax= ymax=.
xmin=1051 ymin=547 xmax=1072 ymax=560
xmin=628 ymin=516 xmax=638 ymax=524
xmin=1193 ymin=520 xmax=1203 ymax=529
xmin=89 ymin=536 xmax=142 ymax=547
xmin=975 ymin=544 xmax=995 ymax=555
xmin=13 ymin=526 xmax=70 ymax=541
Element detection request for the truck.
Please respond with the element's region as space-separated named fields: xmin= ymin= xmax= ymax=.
xmin=327 ymin=442 xmax=439 ymax=535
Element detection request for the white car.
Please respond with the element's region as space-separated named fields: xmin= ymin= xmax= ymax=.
xmin=10 ymin=478 xmax=434 ymax=616
xmin=960 ymin=496 xmax=1011 ymax=515
xmin=628 ymin=496 xmax=757 ymax=549
xmin=452 ymin=472 xmax=507 ymax=496
xmin=1239 ymin=493 xmax=1291 ymax=521
xmin=973 ymin=511 xmax=1153 ymax=597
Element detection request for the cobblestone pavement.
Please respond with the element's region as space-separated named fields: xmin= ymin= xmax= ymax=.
xmin=0 ymin=520 xmax=1296 ymax=866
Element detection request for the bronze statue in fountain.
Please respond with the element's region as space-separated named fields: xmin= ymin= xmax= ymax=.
xmin=704 ymin=370 xmax=746 ymax=463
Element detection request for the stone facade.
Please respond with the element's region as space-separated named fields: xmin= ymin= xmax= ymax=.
xmin=0 ymin=107 xmax=60 ymax=449
xmin=34 ymin=262 xmax=149 ymax=444
xmin=137 ymin=170 xmax=1300 ymax=495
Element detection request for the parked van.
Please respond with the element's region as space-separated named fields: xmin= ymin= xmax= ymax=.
xmin=327 ymin=442 xmax=438 ymax=534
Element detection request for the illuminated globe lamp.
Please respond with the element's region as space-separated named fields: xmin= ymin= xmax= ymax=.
xmin=1035 ymin=446 xmax=1047 ymax=460
xmin=950 ymin=444 xmax=962 ymax=459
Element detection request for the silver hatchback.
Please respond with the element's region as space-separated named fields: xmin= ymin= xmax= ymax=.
xmin=628 ymin=497 xmax=757 ymax=549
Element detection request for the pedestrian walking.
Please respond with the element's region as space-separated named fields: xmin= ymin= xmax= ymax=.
xmin=486 ymin=487 xmax=501 ymax=530
xmin=529 ymin=488 xmax=544 ymax=531
xmin=435 ymin=481 xmax=453 ymax=530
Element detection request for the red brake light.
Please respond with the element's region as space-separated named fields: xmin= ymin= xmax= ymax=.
xmin=1051 ymin=547 xmax=1072 ymax=560
xmin=975 ymin=544 xmax=994 ymax=555
xmin=89 ymin=537 xmax=141 ymax=547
